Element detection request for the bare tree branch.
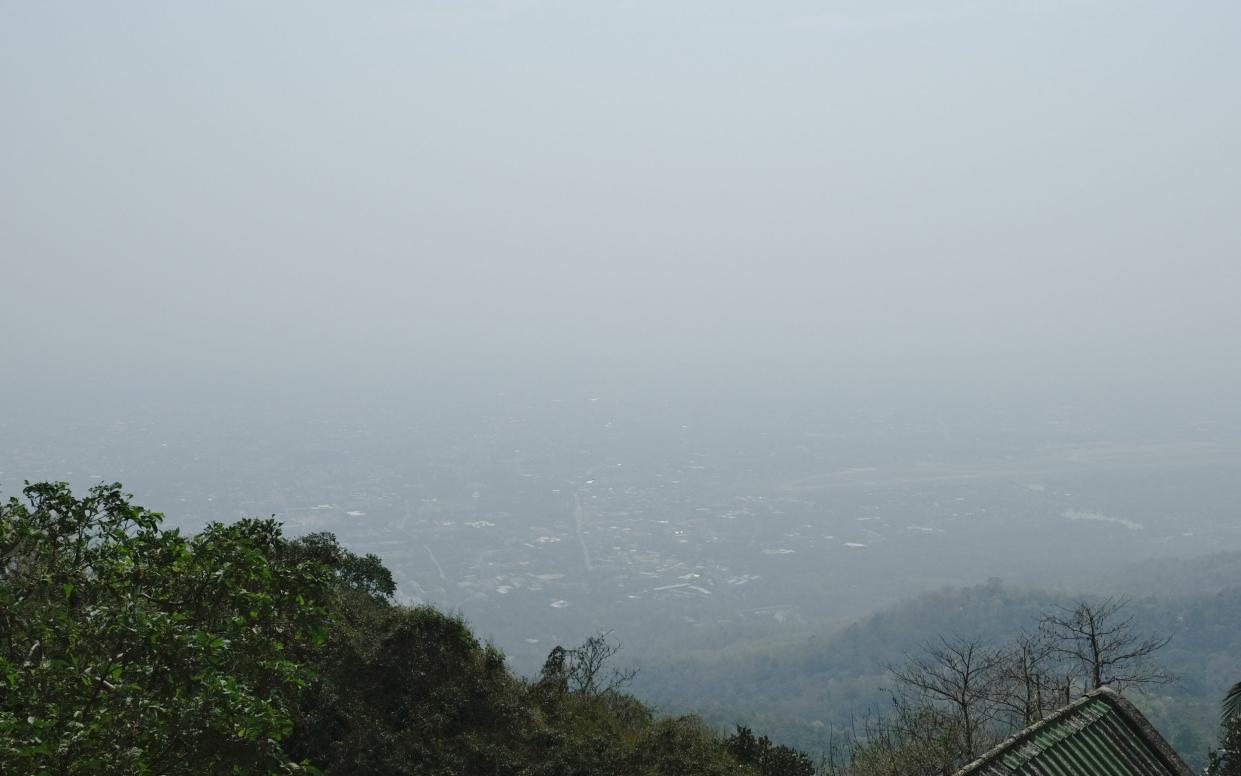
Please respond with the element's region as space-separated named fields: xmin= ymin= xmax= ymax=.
xmin=1039 ymin=596 xmax=1173 ymax=693
xmin=888 ymin=634 xmax=1005 ymax=759
xmin=566 ymin=630 xmax=638 ymax=696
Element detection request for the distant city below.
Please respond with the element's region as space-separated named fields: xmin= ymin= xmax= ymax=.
xmin=5 ymin=388 xmax=1239 ymax=672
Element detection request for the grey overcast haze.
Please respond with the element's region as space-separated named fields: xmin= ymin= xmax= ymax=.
xmin=4 ymin=0 xmax=1240 ymax=397
xmin=5 ymin=2 xmax=1241 ymax=739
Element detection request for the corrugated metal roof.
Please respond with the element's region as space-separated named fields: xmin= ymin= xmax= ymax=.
xmin=955 ymin=688 xmax=1194 ymax=776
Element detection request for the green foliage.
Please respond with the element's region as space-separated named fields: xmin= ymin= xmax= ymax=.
xmin=1226 ymin=681 xmax=1241 ymax=724
xmin=0 ymin=482 xmax=813 ymax=774
xmin=636 ymin=581 xmax=1241 ymax=772
xmin=1208 ymin=718 xmax=1241 ymax=776
xmin=284 ymin=532 xmax=395 ymax=604
xmin=0 ymin=482 xmax=330 ymax=774
xmin=285 ymin=598 xmax=532 ymax=774
xmin=625 ymin=715 xmax=753 ymax=776
xmin=728 ymin=726 xmax=816 ymax=776
xmin=285 ymin=564 xmax=769 ymax=775
xmin=1208 ymin=684 xmax=1241 ymax=776
xmin=820 ymin=702 xmax=964 ymax=776
xmin=19 ymin=479 xmax=1239 ymax=773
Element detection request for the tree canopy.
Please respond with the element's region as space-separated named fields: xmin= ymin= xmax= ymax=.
xmin=1 ymin=482 xmax=800 ymax=775
xmin=0 ymin=482 xmax=329 ymax=774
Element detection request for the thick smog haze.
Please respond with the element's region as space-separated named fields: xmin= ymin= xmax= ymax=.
xmin=4 ymin=0 xmax=1240 ymax=395
xmin=4 ymin=3 xmax=1241 ymax=769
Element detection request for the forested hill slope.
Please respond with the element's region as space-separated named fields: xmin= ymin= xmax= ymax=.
xmin=632 ymin=577 xmax=1241 ymax=772
xmin=6 ymin=482 xmax=1238 ymax=774
xmin=1092 ymin=550 xmax=1241 ymax=598
xmin=1 ymin=482 xmax=813 ymax=775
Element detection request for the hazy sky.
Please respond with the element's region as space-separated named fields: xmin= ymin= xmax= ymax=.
xmin=3 ymin=1 xmax=1240 ymax=402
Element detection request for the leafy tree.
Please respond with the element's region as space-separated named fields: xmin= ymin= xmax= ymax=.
xmin=1207 ymin=683 xmax=1241 ymax=776
xmin=0 ymin=482 xmax=328 ymax=774
xmin=727 ymin=726 xmax=815 ymax=776
xmin=283 ymin=592 xmax=531 ymax=775
xmin=284 ymin=531 xmax=394 ymax=604
xmin=1226 ymin=681 xmax=1241 ymax=724
xmin=626 ymin=715 xmax=757 ymax=776
xmin=1 ymin=482 xmax=813 ymax=776
xmin=1207 ymin=717 xmax=1241 ymax=776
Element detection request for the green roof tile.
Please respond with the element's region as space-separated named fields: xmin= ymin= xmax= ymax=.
xmin=954 ymin=688 xmax=1194 ymax=776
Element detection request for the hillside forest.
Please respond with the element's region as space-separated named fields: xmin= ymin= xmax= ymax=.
xmin=3 ymin=482 xmax=1240 ymax=775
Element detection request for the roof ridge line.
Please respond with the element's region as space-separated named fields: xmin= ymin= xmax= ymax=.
xmin=953 ymin=686 xmax=1194 ymax=776
xmin=955 ymin=688 xmax=1109 ymax=775
xmin=1103 ymin=688 xmax=1196 ymax=776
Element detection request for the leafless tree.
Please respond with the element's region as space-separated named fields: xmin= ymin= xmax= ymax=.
xmin=888 ymin=635 xmax=1005 ymax=760
xmin=1039 ymin=596 xmax=1172 ymax=693
xmin=993 ymin=629 xmax=1076 ymax=727
xmin=566 ymin=630 xmax=638 ymax=696
xmin=821 ymin=695 xmax=969 ymax=776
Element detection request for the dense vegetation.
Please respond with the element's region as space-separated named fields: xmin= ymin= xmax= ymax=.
xmin=4 ymin=481 xmax=1238 ymax=774
xmin=635 ymin=579 xmax=1241 ymax=773
xmin=0 ymin=482 xmax=329 ymax=773
xmin=0 ymin=482 xmax=810 ymax=775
